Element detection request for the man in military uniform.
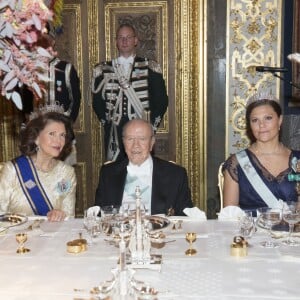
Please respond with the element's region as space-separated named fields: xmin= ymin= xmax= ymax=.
xmin=21 ymin=30 xmax=81 ymax=125
xmin=91 ymin=24 xmax=168 ymax=161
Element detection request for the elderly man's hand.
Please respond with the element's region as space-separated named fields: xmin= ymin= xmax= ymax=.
xmin=47 ymin=209 xmax=66 ymax=222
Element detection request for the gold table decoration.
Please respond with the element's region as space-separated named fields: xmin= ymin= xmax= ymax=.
xmin=230 ymin=236 xmax=248 ymax=257
xmin=185 ymin=232 xmax=197 ymax=256
xmin=66 ymin=238 xmax=87 ymax=254
xmin=16 ymin=233 xmax=30 ymax=254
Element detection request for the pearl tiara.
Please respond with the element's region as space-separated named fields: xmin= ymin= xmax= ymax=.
xmin=29 ymin=102 xmax=66 ymax=121
xmin=246 ymin=92 xmax=279 ymax=108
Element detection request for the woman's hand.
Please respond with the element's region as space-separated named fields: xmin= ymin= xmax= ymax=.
xmin=47 ymin=209 xmax=66 ymax=222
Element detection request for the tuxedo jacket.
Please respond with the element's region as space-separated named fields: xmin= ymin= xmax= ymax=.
xmin=95 ymin=157 xmax=193 ymax=216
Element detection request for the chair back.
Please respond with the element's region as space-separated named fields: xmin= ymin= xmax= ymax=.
xmin=218 ymin=162 xmax=225 ymax=209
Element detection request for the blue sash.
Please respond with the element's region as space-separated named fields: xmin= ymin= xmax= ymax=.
xmin=13 ymin=156 xmax=53 ymax=215
xmin=236 ymin=150 xmax=279 ymax=208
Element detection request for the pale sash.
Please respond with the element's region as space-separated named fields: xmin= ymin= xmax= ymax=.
xmin=236 ymin=150 xmax=279 ymax=208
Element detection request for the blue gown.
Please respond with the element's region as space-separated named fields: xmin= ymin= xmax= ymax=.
xmin=223 ymin=149 xmax=300 ymax=211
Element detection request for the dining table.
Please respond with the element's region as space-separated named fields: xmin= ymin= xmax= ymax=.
xmin=0 ymin=216 xmax=299 ymax=300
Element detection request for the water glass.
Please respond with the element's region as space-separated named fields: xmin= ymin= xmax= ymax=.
xmin=83 ymin=209 xmax=101 ymax=240
xmin=239 ymin=210 xmax=255 ymax=239
xmin=100 ymin=205 xmax=121 ymax=235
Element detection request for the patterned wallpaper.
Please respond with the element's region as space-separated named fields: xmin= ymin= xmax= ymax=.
xmin=226 ymin=0 xmax=282 ymax=156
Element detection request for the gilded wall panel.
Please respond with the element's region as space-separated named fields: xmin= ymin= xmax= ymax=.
xmin=226 ymin=0 xmax=282 ymax=156
xmin=291 ymin=0 xmax=300 ymax=100
xmin=174 ymin=0 xmax=205 ymax=208
xmin=0 ymin=100 xmax=21 ymax=161
xmin=74 ymin=162 xmax=87 ymax=217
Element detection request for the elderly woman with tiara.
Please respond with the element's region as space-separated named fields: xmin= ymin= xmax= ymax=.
xmin=0 ymin=104 xmax=76 ymax=221
xmin=222 ymin=93 xmax=300 ymax=211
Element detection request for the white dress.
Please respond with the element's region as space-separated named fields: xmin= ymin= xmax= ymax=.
xmin=0 ymin=158 xmax=76 ymax=216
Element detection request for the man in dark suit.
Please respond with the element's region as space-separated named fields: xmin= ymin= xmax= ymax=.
xmin=95 ymin=119 xmax=193 ymax=216
xmin=91 ymin=23 xmax=168 ymax=162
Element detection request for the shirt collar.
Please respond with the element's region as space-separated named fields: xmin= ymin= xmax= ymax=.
xmin=118 ymin=55 xmax=135 ymax=65
xmin=127 ymin=156 xmax=153 ymax=175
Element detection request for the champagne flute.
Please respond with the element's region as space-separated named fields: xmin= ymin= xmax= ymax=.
xmin=16 ymin=233 xmax=30 ymax=254
xmin=282 ymin=202 xmax=300 ymax=246
xmin=185 ymin=232 xmax=197 ymax=256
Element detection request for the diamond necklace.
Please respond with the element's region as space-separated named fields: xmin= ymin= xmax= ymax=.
xmin=253 ymin=142 xmax=284 ymax=155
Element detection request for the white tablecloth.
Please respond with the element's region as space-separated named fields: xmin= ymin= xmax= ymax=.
xmin=0 ymin=218 xmax=299 ymax=300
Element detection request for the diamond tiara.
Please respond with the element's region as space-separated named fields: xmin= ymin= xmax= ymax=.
xmin=246 ymin=92 xmax=279 ymax=108
xmin=29 ymin=102 xmax=66 ymax=121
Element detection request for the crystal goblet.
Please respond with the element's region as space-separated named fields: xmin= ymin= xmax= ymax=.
xmin=282 ymin=202 xmax=300 ymax=247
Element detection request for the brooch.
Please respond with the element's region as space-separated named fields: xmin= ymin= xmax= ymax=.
xmin=56 ymin=179 xmax=71 ymax=194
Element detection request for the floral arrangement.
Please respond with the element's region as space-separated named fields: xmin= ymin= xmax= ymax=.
xmin=0 ymin=0 xmax=56 ymax=110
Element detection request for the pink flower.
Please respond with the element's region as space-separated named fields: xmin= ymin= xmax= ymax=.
xmin=0 ymin=0 xmax=55 ymax=110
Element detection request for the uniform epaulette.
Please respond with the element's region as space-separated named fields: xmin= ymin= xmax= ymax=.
xmin=92 ymin=63 xmax=104 ymax=78
xmin=92 ymin=62 xmax=113 ymax=78
xmin=148 ymin=60 xmax=163 ymax=74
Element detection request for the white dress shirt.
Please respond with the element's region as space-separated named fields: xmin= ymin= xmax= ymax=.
xmin=122 ymin=156 xmax=153 ymax=213
xmin=117 ymin=55 xmax=134 ymax=73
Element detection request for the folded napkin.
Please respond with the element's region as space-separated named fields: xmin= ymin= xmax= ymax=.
xmin=87 ymin=206 xmax=100 ymax=217
xmin=218 ymin=206 xmax=245 ymax=221
xmin=183 ymin=207 xmax=207 ymax=220
xmin=28 ymin=216 xmax=70 ymax=221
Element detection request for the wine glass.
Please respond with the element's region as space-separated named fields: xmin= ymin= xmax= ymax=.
xmin=16 ymin=233 xmax=30 ymax=254
xmin=258 ymin=208 xmax=281 ymax=248
xmin=282 ymin=202 xmax=300 ymax=247
xmin=185 ymin=232 xmax=197 ymax=256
